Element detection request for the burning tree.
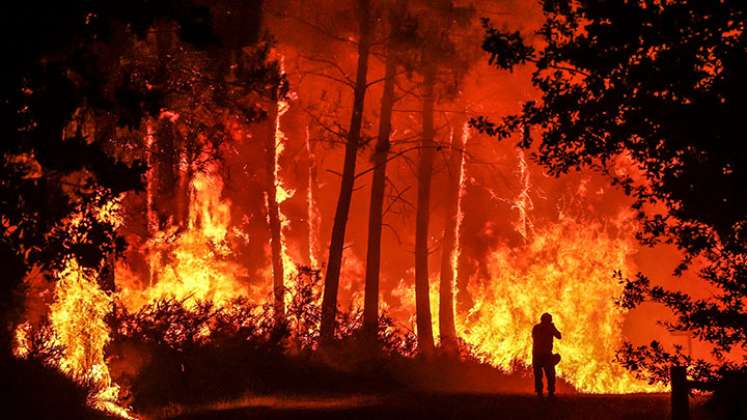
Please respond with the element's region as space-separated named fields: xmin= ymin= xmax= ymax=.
xmin=476 ymin=0 xmax=747 ymax=399
xmin=361 ymin=2 xmax=403 ymax=339
xmin=317 ymin=0 xmax=374 ymax=344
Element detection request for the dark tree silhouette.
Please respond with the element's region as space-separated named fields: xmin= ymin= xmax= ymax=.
xmin=362 ymin=1 xmax=406 ymax=338
xmin=320 ymin=0 xmax=374 ymax=344
xmin=407 ymin=0 xmax=477 ymax=355
xmin=475 ymin=0 xmax=746 ymax=389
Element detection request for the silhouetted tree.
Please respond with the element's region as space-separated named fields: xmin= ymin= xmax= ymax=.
xmin=362 ymin=0 xmax=420 ymax=341
xmin=362 ymin=8 xmax=401 ymax=338
xmin=407 ymin=0 xmax=476 ymax=355
xmin=320 ymin=0 xmax=374 ymax=344
xmin=475 ymin=0 xmax=747 ymax=389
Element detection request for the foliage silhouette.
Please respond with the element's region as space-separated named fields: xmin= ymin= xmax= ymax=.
xmin=110 ymin=267 xmax=422 ymax=409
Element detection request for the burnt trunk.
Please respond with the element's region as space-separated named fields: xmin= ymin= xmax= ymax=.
xmin=438 ymin=123 xmax=463 ymax=351
xmin=363 ymin=48 xmax=397 ymax=336
xmin=264 ymin=101 xmax=286 ymax=320
xmin=319 ymin=0 xmax=372 ymax=343
xmin=415 ymin=63 xmax=436 ymax=355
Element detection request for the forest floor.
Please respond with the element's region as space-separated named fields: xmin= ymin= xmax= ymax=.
xmin=155 ymin=391 xmax=712 ymax=420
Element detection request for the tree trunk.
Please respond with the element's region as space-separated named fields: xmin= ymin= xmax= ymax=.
xmin=319 ymin=0 xmax=372 ymax=343
xmin=264 ymin=101 xmax=285 ymax=321
xmin=305 ymin=125 xmax=321 ymax=268
xmin=415 ymin=63 xmax=436 ymax=355
xmin=438 ymin=122 xmax=464 ymax=351
xmin=175 ymin=137 xmax=190 ymax=231
xmin=363 ymin=47 xmax=397 ymax=336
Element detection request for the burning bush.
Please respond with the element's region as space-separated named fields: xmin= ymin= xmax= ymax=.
xmin=108 ymin=267 xmax=423 ymax=410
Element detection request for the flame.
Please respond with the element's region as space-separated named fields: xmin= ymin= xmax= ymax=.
xmin=513 ymin=149 xmax=534 ymax=241
xmin=117 ymin=161 xmax=247 ymax=311
xmin=460 ymin=213 xmax=663 ymax=393
xmin=14 ymin=201 xmax=133 ymax=417
xmin=455 ymin=151 xmax=664 ymax=393
xmin=451 ymin=123 xmax=469 ymax=315
xmin=48 ymin=259 xmax=132 ymax=417
xmin=305 ymin=124 xmax=321 ymax=268
xmin=13 ymin=322 xmax=31 ymax=359
xmin=391 ymin=275 xmax=440 ymax=343
xmin=144 ymin=121 xmax=157 ymax=287
xmin=271 ymin=74 xmax=298 ymax=306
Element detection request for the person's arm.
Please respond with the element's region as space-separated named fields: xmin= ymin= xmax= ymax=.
xmin=552 ymin=324 xmax=561 ymax=339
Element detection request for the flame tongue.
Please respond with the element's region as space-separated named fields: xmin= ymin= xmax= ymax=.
xmin=118 ymin=160 xmax=248 ymax=311
xmin=273 ymin=86 xmax=298 ymax=307
xmin=456 ymin=151 xmax=662 ymax=393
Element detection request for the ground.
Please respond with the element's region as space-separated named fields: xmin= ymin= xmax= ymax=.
xmin=153 ymin=392 xmax=710 ymax=420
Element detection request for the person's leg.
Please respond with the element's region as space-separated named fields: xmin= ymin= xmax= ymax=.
xmin=533 ymin=359 xmax=543 ymax=396
xmin=545 ymin=363 xmax=556 ymax=396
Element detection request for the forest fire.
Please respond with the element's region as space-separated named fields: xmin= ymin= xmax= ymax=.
xmin=4 ymin=1 xmax=745 ymax=419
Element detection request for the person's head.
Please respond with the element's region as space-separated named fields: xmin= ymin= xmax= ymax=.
xmin=540 ymin=313 xmax=552 ymax=324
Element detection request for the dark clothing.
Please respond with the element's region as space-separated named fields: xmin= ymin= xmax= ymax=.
xmin=533 ymin=353 xmax=557 ymax=395
xmin=532 ymin=322 xmax=561 ymax=355
xmin=532 ymin=321 xmax=561 ymax=395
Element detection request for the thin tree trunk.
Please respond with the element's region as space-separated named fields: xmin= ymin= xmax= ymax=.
xmin=319 ymin=0 xmax=372 ymax=343
xmin=438 ymin=122 xmax=464 ymax=351
xmin=415 ymin=62 xmax=436 ymax=355
xmin=264 ymin=101 xmax=285 ymax=320
xmin=363 ymin=47 xmax=397 ymax=336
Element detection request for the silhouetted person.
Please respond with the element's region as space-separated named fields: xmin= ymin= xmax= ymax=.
xmin=532 ymin=312 xmax=561 ymax=397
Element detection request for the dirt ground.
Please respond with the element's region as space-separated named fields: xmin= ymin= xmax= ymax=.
xmin=159 ymin=392 xmax=712 ymax=420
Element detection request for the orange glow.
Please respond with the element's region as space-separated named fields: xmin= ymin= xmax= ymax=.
xmin=305 ymin=124 xmax=321 ymax=268
xmin=11 ymin=6 xmax=689 ymax=413
xmin=48 ymin=259 xmax=132 ymax=417
xmin=451 ymin=123 xmax=469 ymax=317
